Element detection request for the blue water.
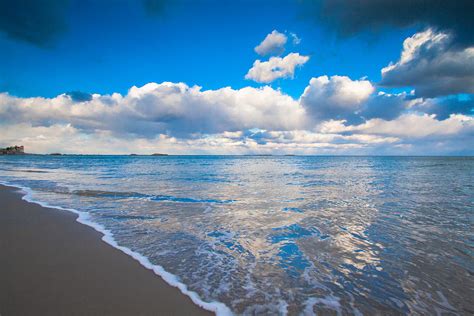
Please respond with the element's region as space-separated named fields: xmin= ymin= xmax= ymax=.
xmin=0 ymin=155 xmax=473 ymax=315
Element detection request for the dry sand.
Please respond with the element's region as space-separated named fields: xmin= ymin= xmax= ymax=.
xmin=0 ymin=184 xmax=212 ymax=315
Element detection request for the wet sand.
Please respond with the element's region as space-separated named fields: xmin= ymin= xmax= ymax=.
xmin=0 ymin=184 xmax=211 ymax=316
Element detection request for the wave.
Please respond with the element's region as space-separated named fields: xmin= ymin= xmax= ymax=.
xmin=18 ymin=169 xmax=51 ymax=173
xmin=72 ymin=189 xmax=148 ymax=198
xmin=0 ymin=180 xmax=233 ymax=316
xmin=149 ymin=195 xmax=235 ymax=204
xmin=71 ymin=189 xmax=235 ymax=204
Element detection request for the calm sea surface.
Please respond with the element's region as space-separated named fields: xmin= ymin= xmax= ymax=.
xmin=0 ymin=155 xmax=473 ymax=315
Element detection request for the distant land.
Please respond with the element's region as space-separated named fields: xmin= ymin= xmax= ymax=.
xmin=0 ymin=145 xmax=25 ymax=155
xmin=0 ymin=145 xmax=169 ymax=156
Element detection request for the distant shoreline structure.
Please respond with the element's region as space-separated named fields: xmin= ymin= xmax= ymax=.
xmin=0 ymin=145 xmax=170 ymax=156
xmin=0 ymin=145 xmax=25 ymax=155
xmin=130 ymin=153 xmax=169 ymax=156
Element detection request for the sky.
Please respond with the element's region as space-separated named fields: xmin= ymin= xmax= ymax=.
xmin=0 ymin=0 xmax=473 ymax=155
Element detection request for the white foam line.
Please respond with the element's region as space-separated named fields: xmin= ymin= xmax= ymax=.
xmin=0 ymin=181 xmax=233 ymax=316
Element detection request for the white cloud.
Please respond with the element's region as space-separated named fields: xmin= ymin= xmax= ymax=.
xmin=244 ymin=129 xmax=399 ymax=145
xmin=300 ymin=75 xmax=374 ymax=121
xmin=381 ymin=28 xmax=474 ymax=97
xmin=320 ymin=113 xmax=474 ymax=138
xmin=245 ymin=53 xmax=309 ymax=83
xmin=290 ymin=32 xmax=301 ymax=45
xmin=316 ymin=113 xmax=474 ymax=155
xmin=254 ymin=30 xmax=287 ymax=56
xmin=0 ymin=82 xmax=307 ymax=137
xmin=0 ymin=122 xmax=400 ymax=155
xmin=359 ymin=114 xmax=474 ymax=138
xmin=1 ymin=79 xmax=473 ymax=155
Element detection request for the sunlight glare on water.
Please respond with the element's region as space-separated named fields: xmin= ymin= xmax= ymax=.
xmin=0 ymin=155 xmax=473 ymax=315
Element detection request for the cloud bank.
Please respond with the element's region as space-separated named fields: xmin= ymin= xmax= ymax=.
xmin=0 ymin=82 xmax=306 ymax=137
xmin=0 ymin=24 xmax=472 ymax=155
xmin=1 ymin=78 xmax=472 ymax=155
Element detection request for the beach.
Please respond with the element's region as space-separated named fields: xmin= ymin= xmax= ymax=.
xmin=0 ymin=184 xmax=211 ymax=315
xmin=0 ymin=155 xmax=472 ymax=314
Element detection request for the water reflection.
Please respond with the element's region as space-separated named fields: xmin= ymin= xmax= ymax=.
xmin=0 ymin=155 xmax=472 ymax=314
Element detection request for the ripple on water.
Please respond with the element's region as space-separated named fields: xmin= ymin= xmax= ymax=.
xmin=0 ymin=155 xmax=472 ymax=314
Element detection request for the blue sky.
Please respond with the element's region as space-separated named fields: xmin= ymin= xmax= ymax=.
xmin=0 ymin=0 xmax=414 ymax=98
xmin=0 ymin=0 xmax=473 ymax=155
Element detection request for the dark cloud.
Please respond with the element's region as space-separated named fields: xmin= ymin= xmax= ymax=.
xmin=359 ymin=92 xmax=474 ymax=123
xmin=417 ymin=95 xmax=474 ymax=120
xmin=142 ymin=0 xmax=168 ymax=16
xmin=0 ymin=0 xmax=168 ymax=47
xmin=305 ymin=0 xmax=474 ymax=46
xmin=380 ymin=29 xmax=474 ymax=98
xmin=66 ymin=91 xmax=93 ymax=102
xmin=0 ymin=0 xmax=69 ymax=47
xmin=360 ymin=93 xmax=412 ymax=121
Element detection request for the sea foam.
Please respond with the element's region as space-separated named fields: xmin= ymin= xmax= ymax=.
xmin=0 ymin=180 xmax=233 ymax=316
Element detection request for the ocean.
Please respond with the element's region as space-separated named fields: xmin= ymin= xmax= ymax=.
xmin=0 ymin=155 xmax=472 ymax=315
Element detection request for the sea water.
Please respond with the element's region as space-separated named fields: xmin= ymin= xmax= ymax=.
xmin=0 ymin=155 xmax=473 ymax=315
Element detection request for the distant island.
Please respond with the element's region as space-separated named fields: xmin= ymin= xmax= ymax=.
xmin=129 ymin=153 xmax=168 ymax=156
xmin=0 ymin=145 xmax=25 ymax=155
xmin=0 ymin=148 xmax=298 ymax=157
xmin=0 ymin=147 xmax=170 ymax=156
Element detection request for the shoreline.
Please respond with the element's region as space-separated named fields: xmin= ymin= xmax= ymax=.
xmin=0 ymin=184 xmax=215 ymax=315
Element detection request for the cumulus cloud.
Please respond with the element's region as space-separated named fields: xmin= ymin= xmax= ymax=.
xmin=245 ymin=53 xmax=309 ymax=83
xmin=300 ymin=75 xmax=374 ymax=122
xmin=380 ymin=29 xmax=474 ymax=97
xmin=254 ymin=30 xmax=287 ymax=56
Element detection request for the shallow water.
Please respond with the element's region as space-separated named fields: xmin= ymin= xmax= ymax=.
xmin=1 ymin=155 xmax=473 ymax=315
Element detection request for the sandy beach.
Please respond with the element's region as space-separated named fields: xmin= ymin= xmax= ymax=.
xmin=0 ymin=184 xmax=211 ymax=316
